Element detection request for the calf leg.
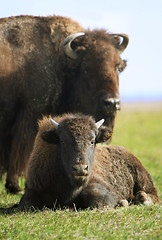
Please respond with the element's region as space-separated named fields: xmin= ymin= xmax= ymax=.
xmin=118 ymin=199 xmax=129 ymax=207
xmin=75 ymin=181 xmax=119 ymax=209
xmin=134 ymin=191 xmax=153 ymax=206
xmin=18 ymin=189 xmax=44 ymax=211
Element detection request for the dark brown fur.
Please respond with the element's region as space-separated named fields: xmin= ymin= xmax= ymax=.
xmin=0 ymin=15 xmax=128 ymax=193
xmin=14 ymin=114 xmax=159 ymax=211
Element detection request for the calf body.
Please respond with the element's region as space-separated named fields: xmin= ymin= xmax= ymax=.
xmin=74 ymin=146 xmax=159 ymax=208
xmin=17 ymin=114 xmax=159 ymax=210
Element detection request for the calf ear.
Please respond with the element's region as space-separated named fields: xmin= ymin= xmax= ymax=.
xmin=41 ymin=129 xmax=59 ymax=144
xmin=95 ymin=126 xmax=113 ymax=144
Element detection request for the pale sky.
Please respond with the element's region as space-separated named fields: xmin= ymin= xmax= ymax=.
xmin=1 ymin=0 xmax=162 ymax=101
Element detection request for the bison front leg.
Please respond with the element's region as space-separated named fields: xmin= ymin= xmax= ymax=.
xmin=5 ymin=112 xmax=35 ymax=194
xmin=5 ymin=172 xmax=21 ymax=194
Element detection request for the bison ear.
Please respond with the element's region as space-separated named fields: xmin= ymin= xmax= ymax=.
xmin=41 ymin=129 xmax=59 ymax=144
xmin=95 ymin=126 xmax=113 ymax=144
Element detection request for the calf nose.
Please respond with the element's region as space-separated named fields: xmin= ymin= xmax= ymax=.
xmin=102 ymin=98 xmax=121 ymax=112
xmin=72 ymin=164 xmax=88 ymax=176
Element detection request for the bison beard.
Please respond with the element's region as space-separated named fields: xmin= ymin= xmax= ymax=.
xmin=0 ymin=15 xmax=129 ymax=193
xmin=2 ymin=114 xmax=158 ymax=212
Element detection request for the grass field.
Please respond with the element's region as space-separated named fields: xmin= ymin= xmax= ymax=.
xmin=0 ymin=102 xmax=161 ymax=239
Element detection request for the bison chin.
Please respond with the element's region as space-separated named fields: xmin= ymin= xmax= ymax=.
xmin=95 ymin=113 xmax=116 ymax=143
xmin=72 ymin=175 xmax=89 ymax=188
xmin=71 ymin=167 xmax=89 ymax=187
xmin=104 ymin=113 xmax=116 ymax=130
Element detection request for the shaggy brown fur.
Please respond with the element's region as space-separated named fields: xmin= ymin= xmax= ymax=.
xmin=13 ymin=114 xmax=159 ymax=211
xmin=75 ymin=146 xmax=159 ymax=208
xmin=0 ymin=15 xmax=129 ymax=193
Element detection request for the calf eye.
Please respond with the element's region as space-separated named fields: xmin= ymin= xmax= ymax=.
xmin=90 ymin=138 xmax=95 ymax=146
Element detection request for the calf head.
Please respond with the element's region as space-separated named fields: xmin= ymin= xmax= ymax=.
xmin=41 ymin=114 xmax=106 ymax=188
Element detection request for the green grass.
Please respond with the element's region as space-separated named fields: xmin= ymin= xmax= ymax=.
xmin=0 ymin=108 xmax=162 ymax=239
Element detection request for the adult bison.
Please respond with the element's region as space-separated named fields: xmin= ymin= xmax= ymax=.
xmin=10 ymin=114 xmax=158 ymax=211
xmin=0 ymin=15 xmax=129 ymax=193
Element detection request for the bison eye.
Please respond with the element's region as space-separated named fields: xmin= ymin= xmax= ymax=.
xmin=116 ymin=60 xmax=127 ymax=74
xmin=117 ymin=67 xmax=123 ymax=73
xmin=90 ymin=138 xmax=95 ymax=146
xmin=115 ymin=64 xmax=123 ymax=74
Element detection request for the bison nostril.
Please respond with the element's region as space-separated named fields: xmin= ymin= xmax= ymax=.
xmin=72 ymin=164 xmax=88 ymax=176
xmin=115 ymin=100 xmax=121 ymax=110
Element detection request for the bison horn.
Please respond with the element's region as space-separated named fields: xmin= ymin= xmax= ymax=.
xmin=64 ymin=32 xmax=85 ymax=59
xmin=96 ymin=119 xmax=105 ymax=129
xmin=50 ymin=119 xmax=59 ymax=129
xmin=112 ymin=34 xmax=129 ymax=54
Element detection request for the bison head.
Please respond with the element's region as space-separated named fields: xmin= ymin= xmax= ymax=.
xmin=41 ymin=115 xmax=105 ymax=188
xmin=61 ymin=30 xmax=129 ymax=140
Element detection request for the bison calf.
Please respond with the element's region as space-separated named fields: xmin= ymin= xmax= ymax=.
xmin=17 ymin=114 xmax=159 ymax=210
